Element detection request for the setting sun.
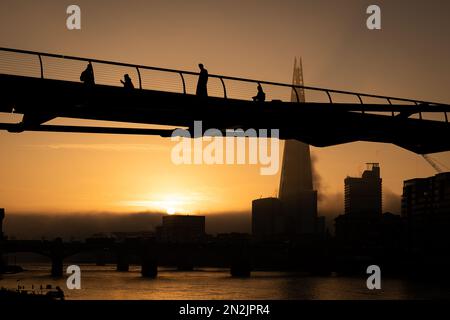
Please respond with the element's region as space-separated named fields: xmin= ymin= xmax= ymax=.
xmin=122 ymin=193 xmax=196 ymax=214
xmin=166 ymin=207 xmax=176 ymax=215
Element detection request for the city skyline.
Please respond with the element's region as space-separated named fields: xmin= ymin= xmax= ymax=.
xmin=2 ymin=0 xmax=450 ymax=307
xmin=0 ymin=162 xmax=422 ymax=240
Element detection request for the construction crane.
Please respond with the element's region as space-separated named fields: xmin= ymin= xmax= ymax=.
xmin=422 ymin=154 xmax=450 ymax=173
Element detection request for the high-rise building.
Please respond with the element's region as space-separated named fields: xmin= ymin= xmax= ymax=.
xmin=344 ymin=163 xmax=382 ymax=216
xmin=401 ymin=172 xmax=450 ymax=251
xmin=156 ymin=215 xmax=205 ymax=243
xmin=252 ymin=197 xmax=285 ymax=241
xmin=0 ymin=208 xmax=4 ymax=241
xmin=278 ymin=57 xmax=318 ymax=235
xmin=335 ymin=163 xmax=384 ymax=247
xmin=0 ymin=208 xmax=4 ymax=271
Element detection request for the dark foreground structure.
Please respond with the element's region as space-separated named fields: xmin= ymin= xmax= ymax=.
xmin=0 ymin=47 xmax=449 ymax=154
xmin=1 ymin=48 xmax=450 ymax=280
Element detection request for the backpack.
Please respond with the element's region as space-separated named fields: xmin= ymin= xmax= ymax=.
xmin=80 ymin=70 xmax=86 ymax=82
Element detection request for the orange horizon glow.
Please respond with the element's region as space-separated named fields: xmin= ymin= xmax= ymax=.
xmin=0 ymin=0 xmax=449 ymax=219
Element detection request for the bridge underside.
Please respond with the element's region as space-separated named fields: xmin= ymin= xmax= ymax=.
xmin=1 ymin=74 xmax=450 ymax=154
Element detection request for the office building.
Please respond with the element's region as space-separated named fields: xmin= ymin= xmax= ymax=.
xmin=402 ymin=172 xmax=450 ymax=251
xmin=156 ymin=214 xmax=205 ymax=243
xmin=252 ymin=197 xmax=284 ymax=240
xmin=0 ymin=208 xmax=4 ymax=241
xmin=278 ymin=57 xmax=318 ymax=235
xmin=344 ymin=163 xmax=382 ymax=216
xmin=335 ymin=163 xmax=384 ymax=247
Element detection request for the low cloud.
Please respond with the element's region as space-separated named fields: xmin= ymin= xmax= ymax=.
xmin=25 ymin=143 xmax=170 ymax=152
xmin=3 ymin=211 xmax=251 ymax=241
xmin=383 ymin=188 xmax=401 ymax=214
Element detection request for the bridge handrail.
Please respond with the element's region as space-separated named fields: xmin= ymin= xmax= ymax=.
xmin=0 ymin=47 xmax=447 ymax=107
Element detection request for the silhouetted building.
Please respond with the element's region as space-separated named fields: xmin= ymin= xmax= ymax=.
xmin=252 ymin=198 xmax=285 ymax=241
xmin=156 ymin=215 xmax=205 ymax=243
xmin=402 ymin=172 xmax=450 ymax=252
xmin=344 ymin=163 xmax=382 ymax=216
xmin=378 ymin=212 xmax=404 ymax=250
xmin=335 ymin=164 xmax=388 ymax=249
xmin=278 ymin=57 xmax=318 ymax=236
xmin=0 ymin=208 xmax=4 ymax=271
xmin=335 ymin=214 xmax=380 ymax=247
xmin=86 ymin=233 xmax=116 ymax=245
xmin=316 ymin=216 xmax=326 ymax=237
xmin=112 ymin=231 xmax=155 ymax=241
xmin=0 ymin=208 xmax=4 ymax=240
xmin=335 ymin=211 xmax=403 ymax=251
xmin=216 ymin=233 xmax=252 ymax=245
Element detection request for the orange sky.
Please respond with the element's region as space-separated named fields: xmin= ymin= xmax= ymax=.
xmin=0 ymin=0 xmax=449 ymax=217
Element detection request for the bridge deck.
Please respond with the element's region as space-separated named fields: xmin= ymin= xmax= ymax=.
xmin=0 ymin=47 xmax=450 ymax=154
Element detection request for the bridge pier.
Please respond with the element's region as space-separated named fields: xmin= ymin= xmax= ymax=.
xmin=0 ymin=252 xmax=5 ymax=273
xmin=51 ymin=256 xmax=63 ymax=277
xmin=176 ymin=246 xmax=194 ymax=271
xmin=140 ymin=240 xmax=158 ymax=278
xmin=230 ymin=245 xmax=252 ymax=277
xmin=95 ymin=250 xmax=107 ymax=266
xmin=116 ymin=251 xmax=129 ymax=272
xmin=230 ymin=260 xmax=252 ymax=278
xmin=50 ymin=238 xmax=64 ymax=277
xmin=141 ymin=256 xmax=158 ymax=278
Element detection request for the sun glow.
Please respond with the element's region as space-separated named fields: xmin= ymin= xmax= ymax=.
xmin=166 ymin=207 xmax=176 ymax=215
xmin=123 ymin=193 xmax=197 ymax=215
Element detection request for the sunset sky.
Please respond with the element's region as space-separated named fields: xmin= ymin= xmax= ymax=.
xmin=0 ymin=0 xmax=449 ymax=224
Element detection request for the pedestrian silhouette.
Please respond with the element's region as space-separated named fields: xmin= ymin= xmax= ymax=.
xmin=80 ymin=62 xmax=95 ymax=85
xmin=120 ymin=74 xmax=134 ymax=90
xmin=252 ymin=84 xmax=266 ymax=102
xmin=196 ymin=63 xmax=208 ymax=97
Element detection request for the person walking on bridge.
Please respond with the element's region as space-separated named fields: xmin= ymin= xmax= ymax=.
xmin=120 ymin=74 xmax=134 ymax=90
xmin=80 ymin=62 xmax=95 ymax=86
xmin=79 ymin=62 xmax=95 ymax=107
xmin=196 ymin=63 xmax=208 ymax=97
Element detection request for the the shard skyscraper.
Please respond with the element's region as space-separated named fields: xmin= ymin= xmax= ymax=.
xmin=279 ymin=58 xmax=318 ymax=235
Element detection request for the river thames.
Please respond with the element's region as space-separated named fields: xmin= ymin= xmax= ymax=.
xmin=1 ymin=264 xmax=449 ymax=299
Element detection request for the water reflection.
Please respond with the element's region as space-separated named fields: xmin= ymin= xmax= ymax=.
xmin=1 ymin=264 xmax=449 ymax=300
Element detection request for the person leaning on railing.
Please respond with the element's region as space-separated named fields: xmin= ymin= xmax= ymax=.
xmin=252 ymin=83 xmax=266 ymax=102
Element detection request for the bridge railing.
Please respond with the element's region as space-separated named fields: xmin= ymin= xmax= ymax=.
xmin=0 ymin=47 xmax=448 ymax=122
